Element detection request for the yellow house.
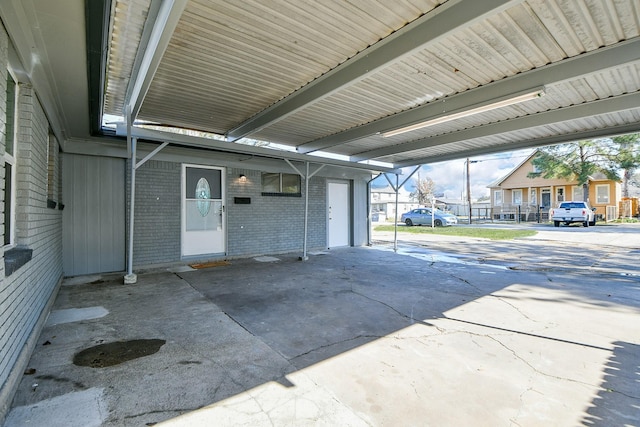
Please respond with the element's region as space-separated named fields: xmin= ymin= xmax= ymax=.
xmin=488 ymin=151 xmax=621 ymax=221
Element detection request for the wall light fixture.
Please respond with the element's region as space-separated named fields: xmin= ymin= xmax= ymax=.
xmin=239 ymin=174 xmax=247 ymax=182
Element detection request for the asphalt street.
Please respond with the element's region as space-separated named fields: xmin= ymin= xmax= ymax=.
xmin=372 ymin=222 xmax=640 ymax=278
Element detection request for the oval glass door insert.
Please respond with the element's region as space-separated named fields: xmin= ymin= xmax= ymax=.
xmin=195 ymin=177 xmax=211 ymax=216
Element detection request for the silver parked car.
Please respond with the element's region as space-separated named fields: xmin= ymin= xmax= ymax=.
xmin=400 ymin=208 xmax=458 ymax=227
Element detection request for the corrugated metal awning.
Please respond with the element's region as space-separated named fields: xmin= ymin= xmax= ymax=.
xmin=104 ymin=0 xmax=640 ymax=167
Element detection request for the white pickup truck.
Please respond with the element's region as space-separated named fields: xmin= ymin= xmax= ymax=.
xmin=550 ymin=201 xmax=596 ymax=227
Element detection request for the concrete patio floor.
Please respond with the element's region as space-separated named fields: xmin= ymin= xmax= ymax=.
xmin=4 ymin=231 xmax=640 ymax=426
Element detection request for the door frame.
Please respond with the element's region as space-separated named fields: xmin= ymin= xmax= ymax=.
xmin=181 ymin=164 xmax=226 ymax=258
xmin=326 ymin=179 xmax=352 ymax=248
xmin=541 ymin=187 xmax=551 ymax=208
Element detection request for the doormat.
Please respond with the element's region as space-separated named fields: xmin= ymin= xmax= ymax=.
xmin=189 ymin=260 xmax=231 ymax=269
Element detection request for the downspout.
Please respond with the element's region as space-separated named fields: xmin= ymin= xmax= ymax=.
xmin=367 ymin=179 xmax=372 ymax=246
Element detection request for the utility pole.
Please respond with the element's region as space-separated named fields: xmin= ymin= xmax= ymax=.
xmin=465 ymin=158 xmax=480 ymax=224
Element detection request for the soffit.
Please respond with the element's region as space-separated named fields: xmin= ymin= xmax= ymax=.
xmin=105 ymin=0 xmax=640 ymax=167
xmin=104 ymin=0 xmax=153 ymax=117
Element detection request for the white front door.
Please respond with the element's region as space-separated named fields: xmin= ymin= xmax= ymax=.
xmin=327 ymin=181 xmax=350 ymax=248
xmin=182 ymin=165 xmax=225 ymax=257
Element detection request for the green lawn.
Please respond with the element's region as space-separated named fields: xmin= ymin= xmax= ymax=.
xmin=374 ymin=225 xmax=537 ymax=240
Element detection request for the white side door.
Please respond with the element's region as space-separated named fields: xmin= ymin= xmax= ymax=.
xmin=182 ymin=165 xmax=225 ymax=257
xmin=327 ymin=181 xmax=350 ymax=248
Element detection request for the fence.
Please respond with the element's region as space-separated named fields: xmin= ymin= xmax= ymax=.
xmin=485 ymin=204 xmax=548 ymax=223
xmin=375 ymin=203 xmax=621 ymax=224
xmin=619 ymin=198 xmax=638 ymax=218
xmin=484 ymin=204 xmax=621 ymax=223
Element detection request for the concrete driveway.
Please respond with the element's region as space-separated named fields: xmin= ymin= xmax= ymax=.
xmin=5 ymin=224 xmax=640 ymax=426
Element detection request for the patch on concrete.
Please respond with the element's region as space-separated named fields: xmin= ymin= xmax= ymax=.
xmin=4 ymin=387 xmax=107 ymax=427
xmin=308 ymin=251 xmax=328 ymax=256
xmin=45 ymin=307 xmax=109 ymax=327
xmin=254 ymin=256 xmax=280 ymax=262
xmin=189 ymin=260 xmax=230 ymax=269
xmin=73 ymin=339 xmax=166 ymax=368
xmin=169 ymin=265 xmax=196 ymax=273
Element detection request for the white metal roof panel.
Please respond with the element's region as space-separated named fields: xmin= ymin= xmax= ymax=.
xmin=104 ymin=0 xmax=152 ymax=116
xmin=250 ymin=0 xmax=640 ymax=155
xmin=375 ymin=107 xmax=640 ymax=166
xmin=137 ymin=0 xmax=444 ymax=133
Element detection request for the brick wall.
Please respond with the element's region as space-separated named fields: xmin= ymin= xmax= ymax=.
xmin=226 ymin=168 xmax=327 ymax=257
xmin=130 ymin=160 xmax=181 ymax=266
xmin=128 ymin=163 xmax=329 ymax=265
xmin=0 ymin=22 xmax=63 ymax=420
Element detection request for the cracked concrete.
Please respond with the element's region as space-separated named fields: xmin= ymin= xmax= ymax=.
xmin=4 ymin=224 xmax=640 ymax=426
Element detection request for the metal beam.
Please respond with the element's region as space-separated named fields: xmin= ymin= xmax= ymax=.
xmin=124 ymin=0 xmax=188 ymax=120
xmin=299 ymin=37 xmax=640 ymax=155
xmin=225 ymin=0 xmax=519 ymax=142
xmin=354 ymin=91 xmax=640 ymax=163
xmin=85 ymin=0 xmax=111 ymax=136
xmin=115 ymin=125 xmax=398 ymax=173
xmin=136 ymin=142 xmax=169 ymax=169
xmin=394 ymin=122 xmax=640 ymax=168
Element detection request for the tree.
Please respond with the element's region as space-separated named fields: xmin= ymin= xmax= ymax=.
xmin=609 ymin=133 xmax=640 ymax=198
xmin=527 ymin=140 xmax=619 ymax=202
xmin=410 ymin=174 xmax=436 ymax=205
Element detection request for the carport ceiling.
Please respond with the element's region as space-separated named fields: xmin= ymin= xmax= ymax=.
xmin=104 ymin=0 xmax=640 ymax=167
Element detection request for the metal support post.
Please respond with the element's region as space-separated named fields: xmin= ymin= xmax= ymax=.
xmin=124 ymin=136 xmax=138 ymax=284
xmin=383 ymin=167 xmax=421 ymax=252
xmin=466 ymin=158 xmax=472 ymax=225
xmin=301 ymin=161 xmax=310 ymax=261
xmin=394 ymin=174 xmax=399 ymax=252
xmin=285 ymin=159 xmax=324 ymax=261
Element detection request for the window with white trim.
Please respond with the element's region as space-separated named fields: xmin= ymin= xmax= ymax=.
xmin=556 ymin=187 xmax=564 ymax=203
xmin=493 ymin=190 xmax=502 ymax=206
xmin=532 ymin=162 xmax=541 ymax=173
xmin=572 ymin=186 xmax=582 ymax=201
xmin=512 ymin=189 xmax=522 ymax=205
xmin=530 ymin=188 xmax=537 ymax=205
xmin=596 ymin=184 xmax=610 ymax=204
xmin=4 ymin=71 xmax=17 ymax=246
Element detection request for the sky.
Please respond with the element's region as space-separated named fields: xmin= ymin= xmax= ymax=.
xmin=371 ymin=148 xmax=536 ymax=201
